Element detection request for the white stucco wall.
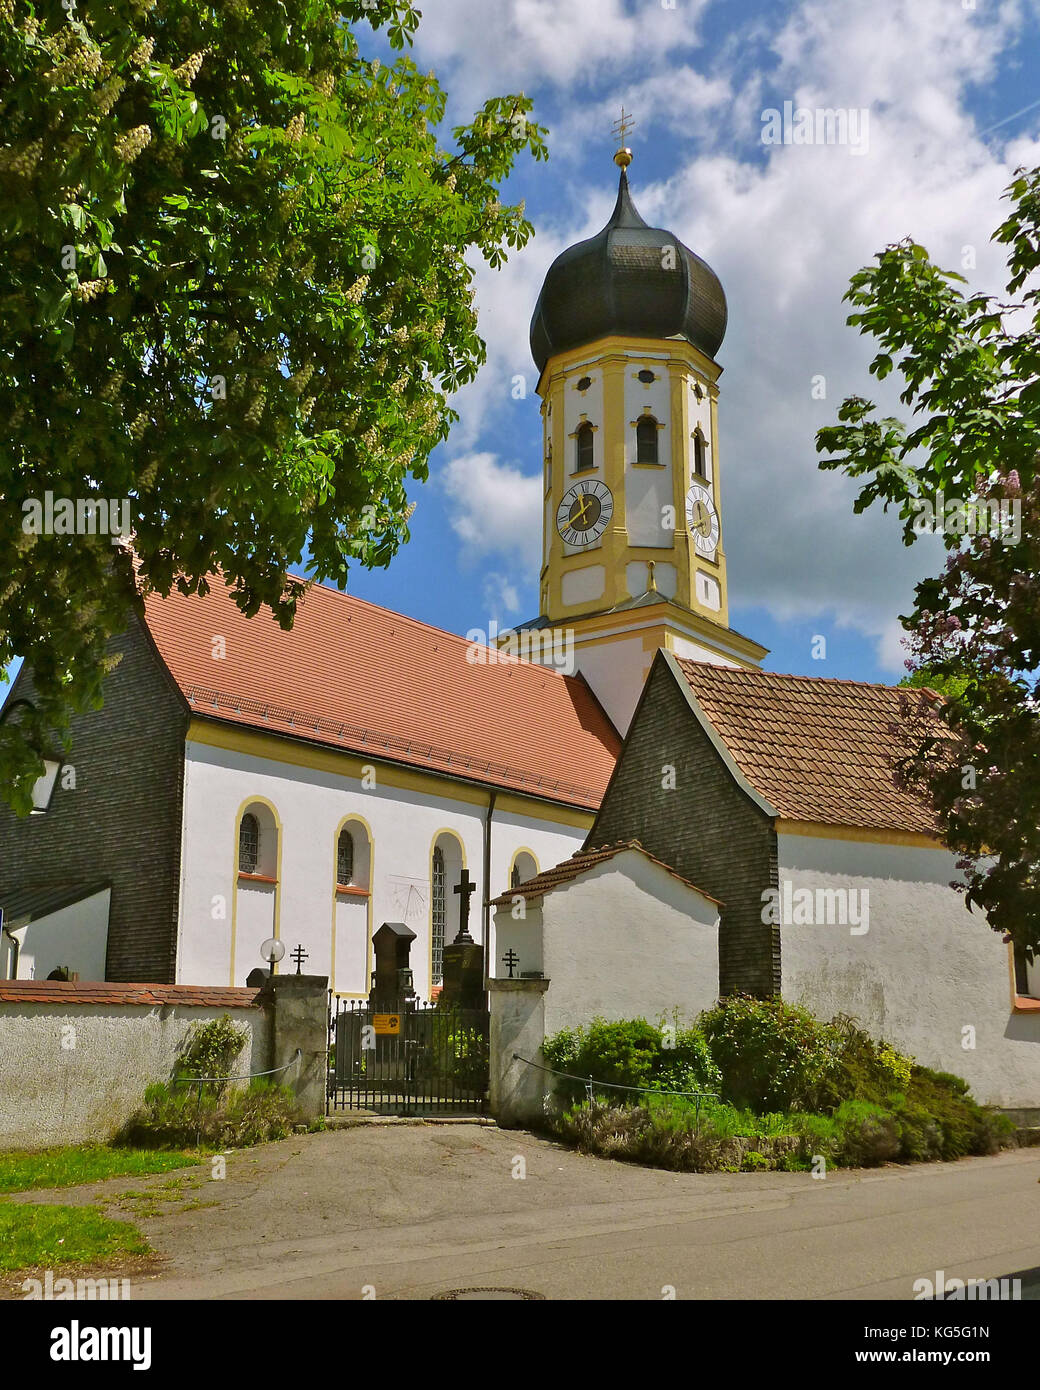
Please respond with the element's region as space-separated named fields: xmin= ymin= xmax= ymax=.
xmin=778 ymin=833 xmax=1040 ymax=1108
xmin=8 ymin=889 xmax=110 ymax=982
xmin=178 ymin=738 xmax=587 ymax=997
xmin=570 ymin=632 xmax=648 ymax=733
xmin=0 ymin=999 xmax=269 ymax=1149
xmin=492 ymin=850 xmax=719 ymax=1039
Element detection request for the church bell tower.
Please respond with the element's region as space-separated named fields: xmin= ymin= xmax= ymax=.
xmin=525 ymin=128 xmax=767 ymax=731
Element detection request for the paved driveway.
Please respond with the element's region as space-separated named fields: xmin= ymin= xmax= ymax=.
xmin=10 ymin=1124 xmax=1040 ymax=1300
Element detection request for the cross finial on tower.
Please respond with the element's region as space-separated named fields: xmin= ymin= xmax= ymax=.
xmin=612 ymin=106 xmax=635 ymax=168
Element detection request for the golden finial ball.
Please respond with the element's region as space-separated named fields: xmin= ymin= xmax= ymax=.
xmin=613 ymin=147 xmax=633 ymax=169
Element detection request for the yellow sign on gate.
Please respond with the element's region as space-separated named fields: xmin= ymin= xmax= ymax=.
xmin=373 ymin=1014 xmax=401 ymax=1036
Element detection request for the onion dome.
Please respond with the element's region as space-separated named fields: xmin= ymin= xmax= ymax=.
xmin=529 ymin=157 xmax=727 ymax=374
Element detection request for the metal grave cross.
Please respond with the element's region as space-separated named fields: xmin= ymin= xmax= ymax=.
xmin=453 ymin=868 xmax=477 ymax=944
xmin=290 ymin=942 xmax=309 ymax=975
xmin=502 ymin=949 xmax=520 ymax=980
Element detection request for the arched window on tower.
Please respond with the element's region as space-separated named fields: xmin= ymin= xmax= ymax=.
xmin=575 ymin=421 xmax=594 ymax=473
xmin=238 ymin=813 xmax=259 ymax=874
xmin=636 ymin=416 xmax=659 ymax=464
xmin=337 ymin=827 xmax=355 ymax=886
xmin=693 ymin=429 xmax=707 ymax=479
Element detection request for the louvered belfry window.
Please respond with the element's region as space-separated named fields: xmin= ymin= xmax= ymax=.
xmin=239 ymin=812 xmax=259 ymax=874
xmin=337 ymin=828 xmax=355 ymax=885
xmin=432 ymin=845 xmax=446 ymax=985
xmin=636 ymin=416 xmax=659 ymax=464
xmin=693 ymin=430 xmax=707 ymax=478
xmin=575 ymin=421 xmax=594 ymax=472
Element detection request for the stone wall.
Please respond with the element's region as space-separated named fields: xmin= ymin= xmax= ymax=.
xmin=489 ymin=979 xmax=549 ymax=1127
xmin=0 ymin=980 xmax=269 ymax=1149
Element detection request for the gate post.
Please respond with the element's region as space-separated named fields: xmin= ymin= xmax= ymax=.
xmin=489 ymin=978 xmax=550 ymax=1127
xmin=256 ymin=972 xmax=330 ymax=1121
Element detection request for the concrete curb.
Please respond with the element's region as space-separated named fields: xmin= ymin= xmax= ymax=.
xmin=324 ymin=1114 xmax=497 ymax=1129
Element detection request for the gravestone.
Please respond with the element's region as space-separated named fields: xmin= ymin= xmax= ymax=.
xmin=369 ymin=921 xmax=416 ymax=1010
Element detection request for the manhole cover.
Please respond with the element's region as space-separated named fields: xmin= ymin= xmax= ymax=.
xmin=432 ymin=1287 xmax=545 ymax=1301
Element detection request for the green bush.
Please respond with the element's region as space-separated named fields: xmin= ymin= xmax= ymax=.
xmin=545 ymin=1004 xmax=1016 ymax=1174
xmin=554 ymin=1100 xmax=803 ymax=1173
xmin=116 ymin=1079 xmax=304 ymax=1149
xmin=904 ymin=1066 xmax=1012 ymax=1159
xmin=422 ymin=1015 xmax=489 ymax=1092
xmin=740 ymin=1150 xmax=771 ymax=1172
xmin=832 ymin=1099 xmax=902 ymax=1166
xmin=699 ymin=996 xmax=843 ymax=1111
xmin=817 ymin=1016 xmax=914 ymax=1108
xmin=173 ymin=1015 xmax=250 ymax=1100
xmin=542 ymin=1013 xmax=721 ymax=1106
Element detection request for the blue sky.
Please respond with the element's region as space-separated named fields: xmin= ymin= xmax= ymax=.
xmin=8 ymin=0 xmax=1040 ymax=699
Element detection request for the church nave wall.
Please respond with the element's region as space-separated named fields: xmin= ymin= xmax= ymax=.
xmin=176 ymin=735 xmax=588 ymax=995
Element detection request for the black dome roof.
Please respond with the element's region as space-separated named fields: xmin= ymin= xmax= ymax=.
xmin=529 ymin=169 xmax=727 ymax=374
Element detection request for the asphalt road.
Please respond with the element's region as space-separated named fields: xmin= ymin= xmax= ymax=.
xmin=16 ymin=1124 xmax=1040 ymax=1300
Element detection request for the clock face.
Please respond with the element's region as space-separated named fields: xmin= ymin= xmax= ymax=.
xmin=556 ymin=480 xmax=613 ymax=548
xmin=686 ymin=483 xmax=720 ymax=558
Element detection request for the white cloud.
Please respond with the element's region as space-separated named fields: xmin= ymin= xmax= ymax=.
xmin=482 ymin=571 xmax=522 ymax=621
xmin=412 ymin=0 xmax=712 ymax=109
xmin=439 ymin=450 xmax=541 ymax=571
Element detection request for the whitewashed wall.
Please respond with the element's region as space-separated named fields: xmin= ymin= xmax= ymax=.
xmin=0 ymin=994 xmax=268 ymax=1149
xmin=178 ymin=738 xmax=587 ymax=995
xmin=778 ymin=833 xmax=1040 ymax=1109
xmin=7 ymin=889 xmax=110 ymax=982
xmin=494 ymin=850 xmax=719 ymax=1039
xmin=572 ymin=624 xmax=741 ymax=735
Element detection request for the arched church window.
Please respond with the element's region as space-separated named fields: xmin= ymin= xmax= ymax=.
xmin=337 ymin=828 xmax=355 ymax=885
xmin=575 ymin=422 xmax=594 ymax=472
xmin=431 ymin=845 xmax=446 ymax=986
xmin=693 ymin=429 xmax=707 ymax=479
xmin=510 ymin=851 xmax=538 ymax=890
xmin=239 ymin=813 xmax=259 ymax=874
xmin=637 ymin=416 xmax=659 ymax=464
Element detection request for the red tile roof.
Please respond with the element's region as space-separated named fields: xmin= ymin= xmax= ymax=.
xmin=490 ymin=840 xmax=722 ymax=907
xmin=674 ymin=660 xmax=939 ymax=835
xmin=142 ymin=576 xmax=621 ymax=810
xmin=0 ymin=980 xmax=260 ymax=1007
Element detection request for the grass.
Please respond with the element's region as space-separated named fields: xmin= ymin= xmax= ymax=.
xmin=0 ymin=1145 xmax=203 ymax=1194
xmin=644 ymin=1095 xmax=804 ymax=1139
xmin=0 ymin=1202 xmax=150 ymax=1272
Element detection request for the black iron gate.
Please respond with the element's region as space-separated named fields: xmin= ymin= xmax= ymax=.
xmin=328 ymin=998 xmax=489 ymax=1115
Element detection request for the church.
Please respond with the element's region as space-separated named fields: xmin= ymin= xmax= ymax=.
xmin=2 ymin=145 xmax=1039 ymax=1110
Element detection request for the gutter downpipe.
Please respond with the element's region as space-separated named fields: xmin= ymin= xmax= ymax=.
xmin=1 ymin=925 xmax=20 ymax=981
xmin=482 ymin=789 xmax=496 ymax=992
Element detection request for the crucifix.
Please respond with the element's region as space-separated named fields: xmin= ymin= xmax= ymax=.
xmin=502 ymin=949 xmax=520 ymax=980
xmin=453 ymin=868 xmax=477 ymax=945
xmin=290 ymin=942 xmax=309 ymax=975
